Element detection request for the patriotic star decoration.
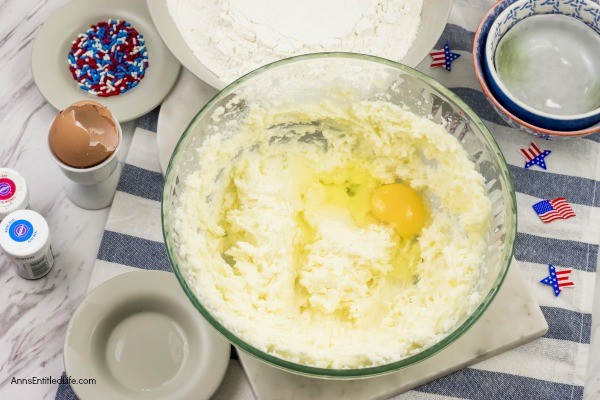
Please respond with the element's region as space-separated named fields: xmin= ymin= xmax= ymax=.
xmin=540 ymin=264 xmax=575 ymax=297
xmin=520 ymin=141 xmax=551 ymax=170
xmin=532 ymin=197 xmax=576 ymax=223
xmin=429 ymin=44 xmax=461 ymax=71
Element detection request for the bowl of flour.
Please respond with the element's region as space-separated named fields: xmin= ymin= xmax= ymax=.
xmin=147 ymin=0 xmax=452 ymax=88
xmin=161 ymin=54 xmax=516 ymax=377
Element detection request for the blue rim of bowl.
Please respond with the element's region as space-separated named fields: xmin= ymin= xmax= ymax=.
xmin=162 ymin=52 xmax=517 ymax=378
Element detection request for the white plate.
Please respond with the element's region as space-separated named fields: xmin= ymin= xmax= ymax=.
xmin=63 ymin=270 xmax=230 ymax=400
xmin=147 ymin=0 xmax=452 ymax=90
xmin=32 ymin=0 xmax=181 ymax=122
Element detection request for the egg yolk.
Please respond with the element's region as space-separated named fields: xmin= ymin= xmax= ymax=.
xmin=370 ymin=183 xmax=427 ymax=239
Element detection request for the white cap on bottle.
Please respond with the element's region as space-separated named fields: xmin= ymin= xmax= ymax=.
xmin=0 ymin=168 xmax=29 ymax=221
xmin=0 ymin=209 xmax=53 ymax=279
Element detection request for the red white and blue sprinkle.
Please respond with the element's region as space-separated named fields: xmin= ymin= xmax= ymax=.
xmin=532 ymin=198 xmax=576 ymax=223
xmin=521 ymin=141 xmax=551 ymax=170
xmin=429 ymin=43 xmax=461 ymax=71
xmin=540 ymin=264 xmax=574 ymax=297
xmin=67 ymin=19 xmax=149 ymax=97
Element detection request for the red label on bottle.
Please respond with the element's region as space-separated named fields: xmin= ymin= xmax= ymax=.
xmin=0 ymin=178 xmax=16 ymax=201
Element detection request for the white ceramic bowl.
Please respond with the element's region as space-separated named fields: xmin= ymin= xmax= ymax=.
xmin=63 ymin=271 xmax=230 ymax=400
xmin=484 ymin=0 xmax=600 ymax=131
xmin=146 ymin=0 xmax=453 ymax=89
xmin=31 ymin=0 xmax=181 ymax=122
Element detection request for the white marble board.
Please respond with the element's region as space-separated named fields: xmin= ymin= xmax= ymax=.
xmin=155 ymin=69 xmax=549 ymax=400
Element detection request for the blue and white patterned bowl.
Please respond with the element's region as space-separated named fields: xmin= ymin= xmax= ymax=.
xmin=484 ymin=0 xmax=600 ymax=131
xmin=473 ymin=0 xmax=600 ymax=139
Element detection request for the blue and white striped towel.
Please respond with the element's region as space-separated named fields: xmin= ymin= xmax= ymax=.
xmin=57 ymin=1 xmax=599 ymax=399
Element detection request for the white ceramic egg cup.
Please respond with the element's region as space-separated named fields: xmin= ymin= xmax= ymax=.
xmin=48 ymin=120 xmax=122 ymax=210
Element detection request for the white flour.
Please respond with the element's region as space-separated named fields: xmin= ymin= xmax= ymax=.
xmin=168 ymin=0 xmax=423 ymax=83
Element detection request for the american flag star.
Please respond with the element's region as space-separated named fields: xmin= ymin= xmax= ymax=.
xmin=521 ymin=141 xmax=551 ymax=170
xmin=429 ymin=44 xmax=461 ymax=71
xmin=532 ymin=198 xmax=576 ymax=223
xmin=540 ymin=264 xmax=575 ymax=297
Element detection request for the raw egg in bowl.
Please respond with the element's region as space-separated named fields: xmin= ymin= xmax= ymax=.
xmin=162 ymin=54 xmax=516 ymax=378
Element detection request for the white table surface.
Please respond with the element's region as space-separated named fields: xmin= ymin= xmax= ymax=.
xmin=1 ymin=0 xmax=600 ymax=399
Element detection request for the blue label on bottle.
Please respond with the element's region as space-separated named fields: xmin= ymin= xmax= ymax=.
xmin=9 ymin=219 xmax=33 ymax=242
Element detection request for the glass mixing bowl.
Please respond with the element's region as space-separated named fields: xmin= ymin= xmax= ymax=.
xmin=162 ymin=53 xmax=516 ymax=378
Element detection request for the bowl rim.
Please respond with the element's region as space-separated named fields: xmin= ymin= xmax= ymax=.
xmin=473 ymin=0 xmax=600 ymax=137
xmin=162 ymin=52 xmax=517 ymax=378
xmin=147 ymin=0 xmax=454 ymax=90
xmin=484 ymin=7 xmax=600 ymax=121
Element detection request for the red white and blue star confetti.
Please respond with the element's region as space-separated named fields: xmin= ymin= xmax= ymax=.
xmin=67 ymin=19 xmax=149 ymax=97
xmin=521 ymin=141 xmax=551 ymax=170
xmin=429 ymin=43 xmax=461 ymax=71
xmin=532 ymin=198 xmax=576 ymax=223
xmin=540 ymin=264 xmax=575 ymax=297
